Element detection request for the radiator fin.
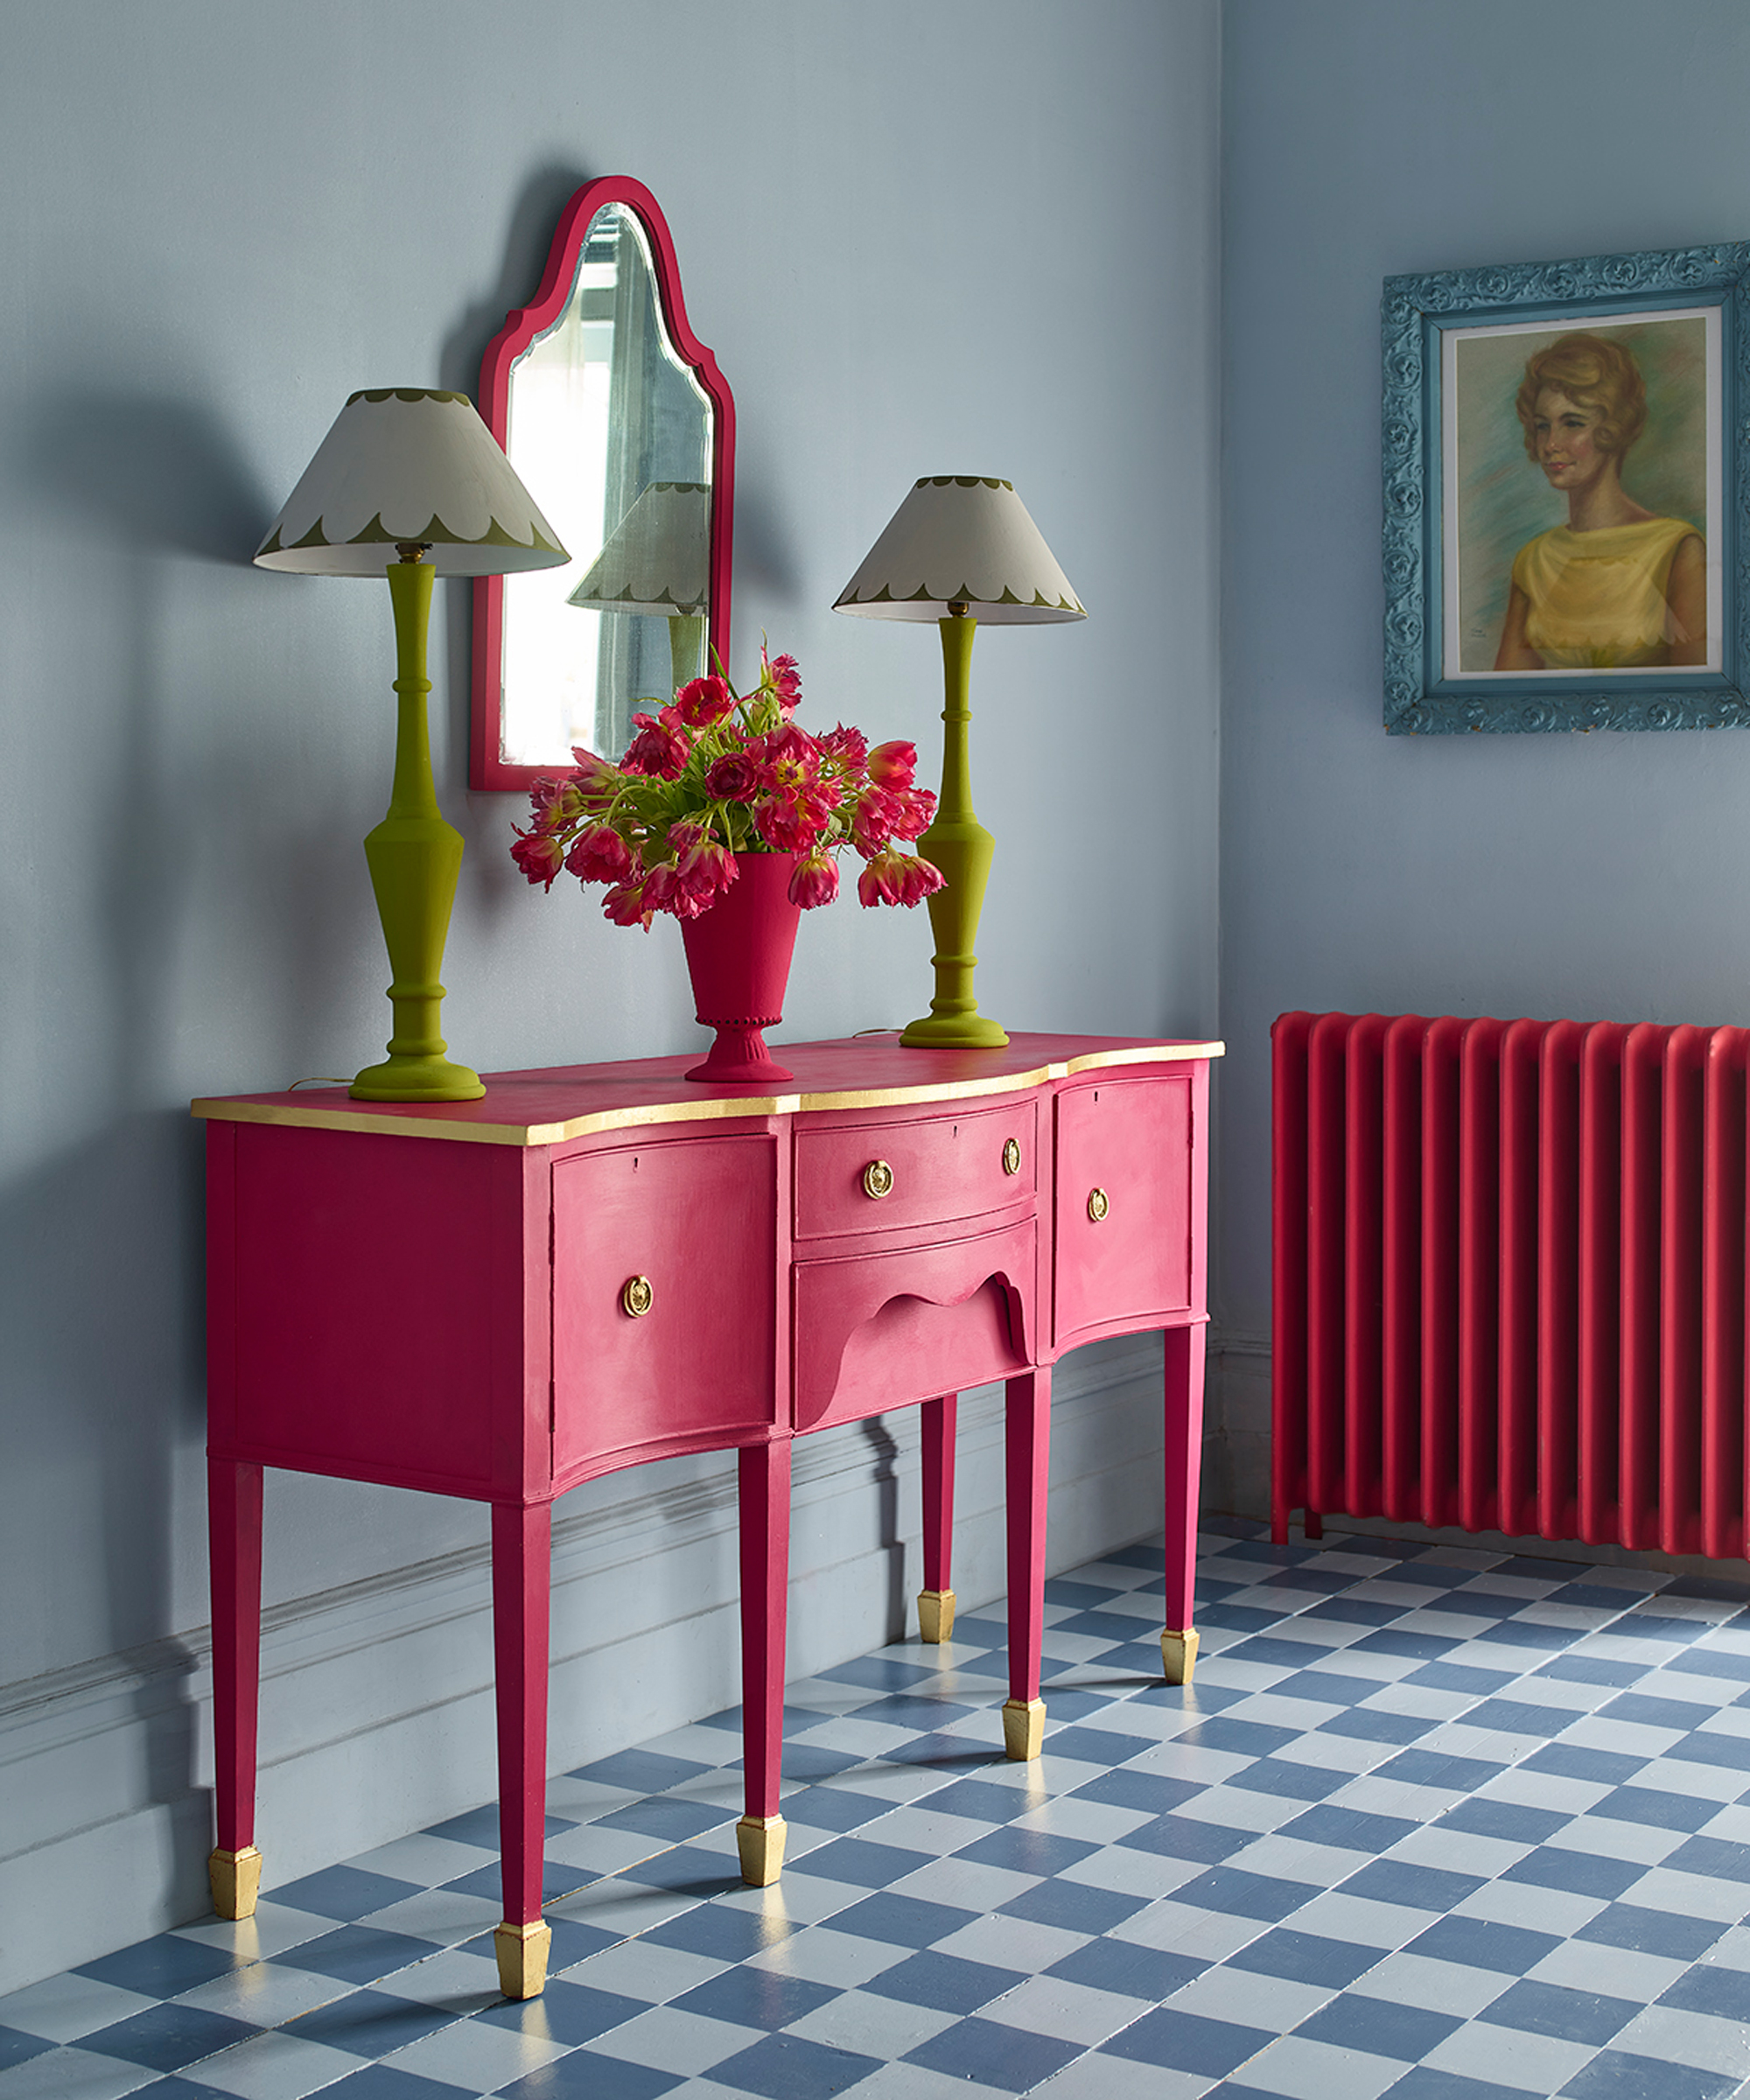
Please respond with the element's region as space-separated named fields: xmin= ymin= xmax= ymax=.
xmin=1271 ymin=1011 xmax=1750 ymax=1560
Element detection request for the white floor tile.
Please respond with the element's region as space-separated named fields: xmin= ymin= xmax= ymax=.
xmin=1453 ymin=1878 xmax=1605 ymax=1936
xmin=388 ymin=2007 xmax=572 ymax=2088
xmin=1526 ymin=1936 xmax=1689 ymax=2002
xmin=1607 ymin=2001 xmax=1750 ymax=2076
xmin=1031 ymin=2048 xmax=1218 ymax=2098
xmin=1284 ymin=1893 xmax=1438 ymax=1950
xmin=183 ymin=2028 xmax=364 ymax=2100
xmin=1231 ymin=2033 xmax=1404 ymax=2100
xmin=1618 ymin=1866 xmax=1750 ymax=1924
xmin=1423 ymin=2019 xmax=1595 ymax=2092
xmin=0 ymin=2048 xmax=160 ymax=2100
xmin=587 ymin=2004 xmax=757 ymax=2076
xmin=983 ymin=1974 xmax=1153 ymax=2046
xmin=1348 ymin=1949 xmax=1507 ymax=2018
xmin=0 ymin=1978 xmax=158 ymax=2048
xmin=562 ymin=1938 xmax=727 ymax=2005
xmin=782 ymin=1984 xmax=956 ymax=2057
xmin=174 ymin=1964 xmax=350 ymax=2029
xmin=932 ymin=1914 xmax=1091 ymax=1974
xmin=1166 ymin=1963 xmax=1333 ymax=2033
xmin=744 ymin=1926 xmax=903 ymax=1991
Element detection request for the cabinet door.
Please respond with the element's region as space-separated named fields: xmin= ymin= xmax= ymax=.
xmin=1054 ymin=1075 xmax=1193 ymax=1344
xmin=553 ymin=1135 xmax=776 ymax=1476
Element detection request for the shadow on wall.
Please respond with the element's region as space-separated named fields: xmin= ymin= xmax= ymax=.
xmin=0 ymin=1110 xmax=213 ymax=1918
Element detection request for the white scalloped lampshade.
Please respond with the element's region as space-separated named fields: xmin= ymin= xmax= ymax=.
xmin=568 ymin=481 xmax=710 ymax=616
xmin=255 ymin=388 xmax=569 ymax=578
xmin=834 ymin=475 xmax=1084 ymax=624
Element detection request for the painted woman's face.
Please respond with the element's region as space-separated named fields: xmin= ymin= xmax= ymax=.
xmin=1532 ymin=387 xmax=1609 ymax=494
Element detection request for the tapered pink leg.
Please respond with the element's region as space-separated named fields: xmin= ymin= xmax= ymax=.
xmin=208 ymin=1459 xmax=264 ymax=1919
xmin=1161 ymin=1323 xmax=1208 ymax=1684
xmin=738 ymin=1439 xmax=791 ymax=1884
xmin=918 ymin=1395 xmax=958 ymax=1642
xmin=1003 ymin=1368 xmax=1051 ymax=1759
xmin=492 ymin=1500 xmax=552 ymax=1998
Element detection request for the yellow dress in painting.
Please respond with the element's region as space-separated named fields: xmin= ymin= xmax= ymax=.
xmin=1511 ymin=515 xmax=1703 ymax=668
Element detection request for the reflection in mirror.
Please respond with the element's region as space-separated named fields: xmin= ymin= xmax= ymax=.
xmin=497 ymin=202 xmax=713 ymax=765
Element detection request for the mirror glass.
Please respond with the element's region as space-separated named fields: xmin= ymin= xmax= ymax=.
xmin=497 ymin=203 xmax=714 ymax=765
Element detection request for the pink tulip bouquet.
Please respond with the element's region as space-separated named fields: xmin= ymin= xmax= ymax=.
xmin=510 ymin=646 xmax=945 ymax=927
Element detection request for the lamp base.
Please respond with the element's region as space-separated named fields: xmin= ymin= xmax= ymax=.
xmin=351 ymin=1055 xmax=485 ymax=1102
xmin=900 ymin=1011 xmax=1009 ymax=1049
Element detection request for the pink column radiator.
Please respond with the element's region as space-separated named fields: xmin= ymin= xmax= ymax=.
xmin=1271 ymin=1011 xmax=1750 ymax=1558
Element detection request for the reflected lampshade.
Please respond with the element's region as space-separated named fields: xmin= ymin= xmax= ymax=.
xmin=834 ymin=475 xmax=1085 ymax=624
xmin=568 ymin=481 xmax=710 ymax=616
xmin=254 ymin=388 xmax=568 ymax=577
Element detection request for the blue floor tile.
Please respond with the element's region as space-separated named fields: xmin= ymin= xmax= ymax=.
xmin=1046 ymin=1936 xmax=1208 ymax=1999
xmin=591 ymin=1795 xmax=734 ymax=1843
xmin=1296 ymin=1992 xmax=1463 ymax=2061
xmin=1341 ymin=1859 xmax=1487 ymax=1913
xmin=864 ymin=1950 xmax=1023 ymax=2014
xmin=1659 ymin=1961 xmax=1750 ymax=2020
xmin=74 ymin=1934 xmax=242 ymax=1998
xmin=424 ymin=1805 xmax=578 ymax=1848
xmin=82 ymin=1998 xmax=259 ymax=2066
xmin=998 ymin=1875 xmax=1147 ymax=1933
xmin=1405 ymin=1915 xmax=1562 ymax=1977
xmin=640 ymin=1901 xmax=794 ymax=1963
xmin=0 ymin=2028 xmax=56 ymax=2074
xmin=1575 ymin=1904 xmax=1726 ymax=1961
xmin=270 ymin=1865 xmax=426 ymax=1922
xmin=669 ymin=1966 xmax=838 ymax=2032
xmin=496 ymin=2055 xmax=683 ymax=2099
xmin=905 ymin=2013 xmax=1082 ymax=2092
xmin=290 ymin=2068 xmax=479 ymax=2100
xmin=1170 ymin=1866 xmax=1316 ymax=1922
xmin=1119 ymin=1810 xmax=1256 ymax=1864
xmin=287 ymin=1990 xmax=458 ymax=2056
xmin=788 ymin=1836 xmax=934 ymax=1887
xmin=709 ymin=2029 xmax=885 ymax=2098
xmin=1100 ymin=2005 xmax=1278 ymax=2075
xmin=1222 ymin=1926 xmax=1382 ymax=1988
xmin=1482 ymin=1978 xmax=1639 ymax=2045
xmin=956 ymin=1824 xmax=1099 ymax=1877
xmin=1284 ymin=1803 xmax=1420 ymax=1852
xmin=1436 ymin=1797 xmax=1571 ymax=1844
xmin=828 ymin=1892 xmax=980 ymax=1949
xmin=274 ymin=1924 xmax=446 ymax=1985
xmin=1558 ymin=2051 xmax=1742 ymax=2099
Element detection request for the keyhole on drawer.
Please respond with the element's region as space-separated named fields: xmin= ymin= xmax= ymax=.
xmin=621 ymin=1275 xmax=654 ymax=1317
xmin=1003 ymin=1138 xmax=1022 ymax=1175
xmin=1088 ymin=1187 xmax=1110 ymax=1222
xmin=863 ymin=1159 xmax=894 ymax=1200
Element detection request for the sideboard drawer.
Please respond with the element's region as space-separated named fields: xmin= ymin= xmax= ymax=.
xmin=794 ymin=1097 xmax=1037 ymax=1242
xmin=793 ymin=1215 xmax=1035 ymax=1431
xmin=553 ymin=1135 xmax=776 ymax=1474
xmin=1054 ymin=1075 xmax=1193 ymax=1344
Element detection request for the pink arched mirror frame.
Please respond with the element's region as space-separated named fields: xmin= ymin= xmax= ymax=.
xmin=470 ymin=177 xmax=736 ymax=792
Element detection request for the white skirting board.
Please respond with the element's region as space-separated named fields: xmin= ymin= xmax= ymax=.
xmin=0 ymin=1334 xmax=1176 ymax=1996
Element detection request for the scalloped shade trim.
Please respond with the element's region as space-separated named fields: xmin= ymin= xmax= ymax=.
xmin=256 ymin=390 xmax=569 ymax=578
xmin=835 ymin=475 xmax=1085 ymax=625
xmin=568 ymin=481 xmax=710 ymax=616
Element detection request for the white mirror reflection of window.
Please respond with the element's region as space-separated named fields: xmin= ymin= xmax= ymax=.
xmin=500 ymin=206 xmax=711 ymax=766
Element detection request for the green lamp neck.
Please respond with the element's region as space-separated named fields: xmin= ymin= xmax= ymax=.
xmin=936 ymin=610 xmax=977 ymax=822
xmin=386 ymin=556 xmax=440 ymax=822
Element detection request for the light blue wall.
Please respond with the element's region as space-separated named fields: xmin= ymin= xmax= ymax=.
xmin=0 ymin=0 xmax=1221 ymax=1988
xmin=1215 ymin=0 xmax=1750 ymax=1504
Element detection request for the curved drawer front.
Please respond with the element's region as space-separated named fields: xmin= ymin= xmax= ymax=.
xmin=553 ymin=1134 xmax=777 ymax=1473
xmin=1054 ymin=1074 xmax=1193 ymax=1343
xmin=793 ymin=1216 xmax=1036 ymax=1431
xmin=794 ymin=1097 xmax=1037 ymax=1242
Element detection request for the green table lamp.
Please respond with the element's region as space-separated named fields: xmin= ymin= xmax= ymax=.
xmin=256 ymin=388 xmax=568 ymax=1101
xmin=568 ymin=480 xmax=710 ymax=695
xmin=835 ymin=475 xmax=1084 ymax=1048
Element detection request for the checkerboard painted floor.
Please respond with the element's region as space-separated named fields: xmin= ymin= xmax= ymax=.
xmin=9 ymin=1523 xmax=1750 ymax=2100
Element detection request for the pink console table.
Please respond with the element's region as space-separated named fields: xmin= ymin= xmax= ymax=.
xmin=193 ymin=1032 xmax=1221 ymax=1998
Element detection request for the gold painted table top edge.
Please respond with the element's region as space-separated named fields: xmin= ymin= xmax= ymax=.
xmin=191 ymin=1035 xmax=1225 ymax=1149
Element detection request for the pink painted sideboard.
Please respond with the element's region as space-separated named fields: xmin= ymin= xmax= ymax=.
xmin=193 ymin=1032 xmax=1222 ymax=1997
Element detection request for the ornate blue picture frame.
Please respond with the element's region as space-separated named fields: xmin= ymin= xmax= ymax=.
xmin=1382 ymin=242 xmax=1750 ymax=732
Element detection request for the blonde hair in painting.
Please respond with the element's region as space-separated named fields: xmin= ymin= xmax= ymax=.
xmin=1514 ymin=332 xmax=1648 ymax=461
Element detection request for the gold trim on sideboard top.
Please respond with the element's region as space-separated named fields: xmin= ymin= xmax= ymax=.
xmin=191 ymin=1040 xmax=1225 ymax=1149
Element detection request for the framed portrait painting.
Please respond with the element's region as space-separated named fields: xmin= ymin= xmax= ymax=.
xmin=1382 ymin=242 xmax=1750 ymax=732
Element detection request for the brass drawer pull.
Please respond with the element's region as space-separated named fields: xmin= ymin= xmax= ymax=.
xmin=621 ymin=1275 xmax=654 ymax=1318
xmin=1087 ymin=1187 xmax=1110 ymax=1223
xmin=863 ymin=1159 xmax=894 ymax=1200
xmin=1003 ymin=1138 xmax=1022 ymax=1176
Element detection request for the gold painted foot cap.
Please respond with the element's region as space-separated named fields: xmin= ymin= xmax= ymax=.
xmin=208 ymin=1845 xmax=262 ymax=1921
xmin=917 ymin=1588 xmax=956 ymax=1643
xmin=737 ymin=1814 xmax=787 ymax=1886
xmin=1161 ymin=1627 xmax=1200 ymax=1685
xmin=1002 ymin=1697 xmax=1046 ymax=1760
xmin=494 ymin=1919 xmax=550 ymax=1999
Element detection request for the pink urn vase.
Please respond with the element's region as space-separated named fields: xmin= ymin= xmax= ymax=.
xmin=680 ymin=852 xmax=802 ymax=1084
